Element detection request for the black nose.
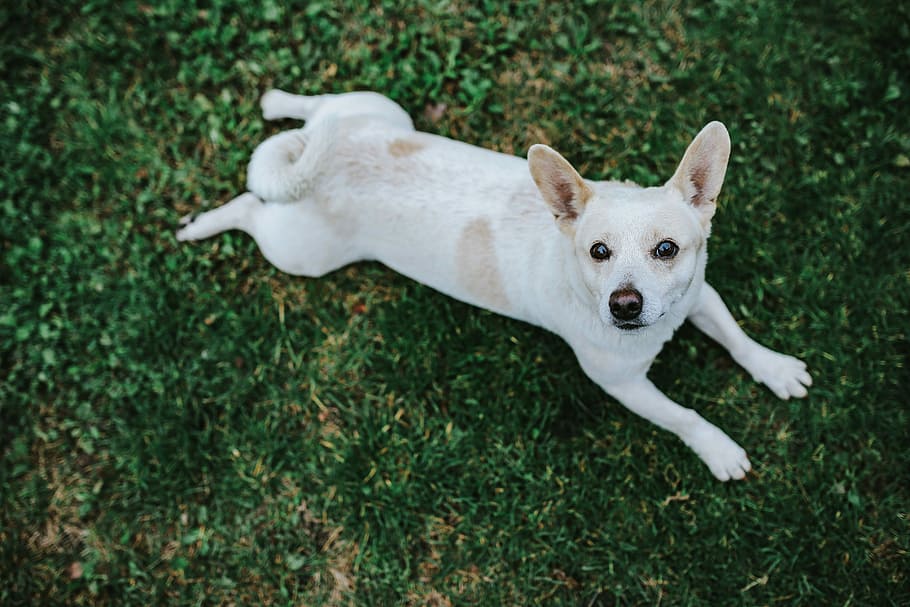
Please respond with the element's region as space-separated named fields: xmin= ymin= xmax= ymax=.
xmin=609 ymin=288 xmax=643 ymax=321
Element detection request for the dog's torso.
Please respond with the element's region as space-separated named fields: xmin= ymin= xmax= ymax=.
xmin=254 ymin=119 xmax=686 ymax=379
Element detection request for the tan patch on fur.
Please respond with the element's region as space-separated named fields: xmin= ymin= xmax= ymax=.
xmin=456 ymin=218 xmax=510 ymax=311
xmin=388 ymin=138 xmax=426 ymax=157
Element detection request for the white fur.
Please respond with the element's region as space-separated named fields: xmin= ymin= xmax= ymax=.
xmin=177 ymin=89 xmax=812 ymax=481
xmin=246 ymin=117 xmax=337 ymax=202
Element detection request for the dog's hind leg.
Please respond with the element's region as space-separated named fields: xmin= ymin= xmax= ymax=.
xmin=176 ymin=192 xmax=359 ymax=277
xmin=260 ymin=89 xmax=325 ymax=121
xmin=260 ymin=89 xmax=414 ymax=131
xmin=176 ymin=192 xmax=262 ymax=242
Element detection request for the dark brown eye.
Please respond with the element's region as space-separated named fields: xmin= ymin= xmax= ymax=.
xmin=654 ymin=240 xmax=679 ymax=259
xmin=590 ymin=242 xmax=611 ymax=260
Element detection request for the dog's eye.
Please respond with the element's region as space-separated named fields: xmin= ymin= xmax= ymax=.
xmin=654 ymin=240 xmax=679 ymax=259
xmin=590 ymin=242 xmax=611 ymax=261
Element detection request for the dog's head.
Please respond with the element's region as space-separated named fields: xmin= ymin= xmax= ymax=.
xmin=528 ymin=122 xmax=731 ymax=332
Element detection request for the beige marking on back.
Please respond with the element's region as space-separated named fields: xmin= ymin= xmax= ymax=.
xmin=456 ymin=218 xmax=511 ymax=312
xmin=388 ymin=138 xmax=426 ymax=157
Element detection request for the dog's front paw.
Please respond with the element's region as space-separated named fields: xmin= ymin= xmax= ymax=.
xmin=738 ymin=345 xmax=812 ymax=400
xmin=685 ymin=421 xmax=751 ymax=481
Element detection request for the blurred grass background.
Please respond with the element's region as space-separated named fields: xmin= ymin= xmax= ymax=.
xmin=1 ymin=1 xmax=908 ymax=605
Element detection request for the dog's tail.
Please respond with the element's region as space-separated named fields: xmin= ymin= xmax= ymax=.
xmin=246 ymin=115 xmax=338 ymax=202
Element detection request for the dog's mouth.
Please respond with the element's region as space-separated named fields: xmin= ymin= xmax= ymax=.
xmin=611 ymin=309 xmax=668 ymax=331
xmin=614 ymin=321 xmax=646 ymax=331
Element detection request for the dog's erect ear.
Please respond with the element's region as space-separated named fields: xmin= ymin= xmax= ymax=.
xmin=528 ymin=144 xmax=593 ymax=230
xmin=666 ymin=122 xmax=731 ymax=227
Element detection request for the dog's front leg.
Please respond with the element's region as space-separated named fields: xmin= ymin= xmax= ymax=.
xmin=689 ymin=283 xmax=812 ymax=400
xmin=599 ymin=376 xmax=752 ymax=481
xmin=570 ymin=344 xmax=750 ymax=480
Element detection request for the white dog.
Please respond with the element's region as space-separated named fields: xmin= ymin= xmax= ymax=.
xmin=177 ymin=89 xmax=812 ymax=481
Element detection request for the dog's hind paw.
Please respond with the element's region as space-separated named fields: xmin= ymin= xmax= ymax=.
xmin=261 ymin=89 xmax=299 ymax=121
xmin=686 ymin=422 xmax=752 ymax=482
xmin=175 ymin=213 xmax=196 ymax=242
xmin=739 ymin=345 xmax=813 ymax=400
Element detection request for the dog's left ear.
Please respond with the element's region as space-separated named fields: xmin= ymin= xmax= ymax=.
xmin=528 ymin=144 xmax=593 ymax=231
xmin=666 ymin=122 xmax=731 ymax=227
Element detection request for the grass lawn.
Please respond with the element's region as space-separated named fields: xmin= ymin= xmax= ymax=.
xmin=2 ymin=1 xmax=908 ymax=604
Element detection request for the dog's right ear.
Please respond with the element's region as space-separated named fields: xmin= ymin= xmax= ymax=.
xmin=528 ymin=144 xmax=592 ymax=231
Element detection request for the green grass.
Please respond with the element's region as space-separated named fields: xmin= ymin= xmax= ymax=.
xmin=2 ymin=1 xmax=908 ymax=604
